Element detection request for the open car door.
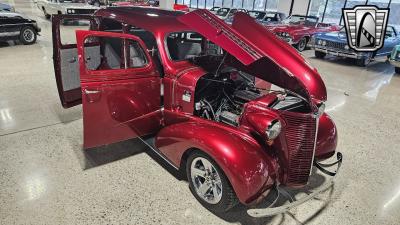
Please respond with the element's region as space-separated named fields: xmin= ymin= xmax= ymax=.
xmin=52 ymin=14 xmax=96 ymax=108
xmin=75 ymin=30 xmax=162 ymax=149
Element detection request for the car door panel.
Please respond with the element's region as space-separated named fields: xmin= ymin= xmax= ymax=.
xmin=52 ymin=14 xmax=96 ymax=108
xmin=76 ymin=30 xmax=162 ymax=149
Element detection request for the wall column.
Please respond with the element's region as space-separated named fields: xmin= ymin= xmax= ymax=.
xmin=159 ymin=0 xmax=175 ymax=10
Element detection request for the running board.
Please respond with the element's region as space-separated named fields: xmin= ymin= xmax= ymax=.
xmin=138 ymin=136 xmax=179 ymax=170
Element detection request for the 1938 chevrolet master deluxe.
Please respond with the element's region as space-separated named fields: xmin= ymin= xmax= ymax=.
xmin=52 ymin=7 xmax=342 ymax=216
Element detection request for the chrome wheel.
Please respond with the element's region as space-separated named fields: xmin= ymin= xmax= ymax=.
xmin=297 ymin=37 xmax=307 ymax=51
xmin=23 ymin=29 xmax=35 ymax=43
xmin=190 ymin=157 xmax=223 ymax=204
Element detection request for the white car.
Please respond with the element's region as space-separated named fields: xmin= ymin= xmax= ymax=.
xmin=36 ymin=0 xmax=99 ymax=19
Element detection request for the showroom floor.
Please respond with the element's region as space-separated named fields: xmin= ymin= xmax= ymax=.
xmin=1 ymin=1 xmax=400 ymax=225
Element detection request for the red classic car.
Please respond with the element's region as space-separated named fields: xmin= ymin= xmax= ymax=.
xmin=265 ymin=15 xmax=341 ymax=51
xmin=52 ymin=8 xmax=342 ymax=216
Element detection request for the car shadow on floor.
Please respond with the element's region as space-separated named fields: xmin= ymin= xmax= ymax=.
xmin=81 ymin=138 xmax=183 ymax=179
xmin=82 ymin=138 xmax=147 ymax=169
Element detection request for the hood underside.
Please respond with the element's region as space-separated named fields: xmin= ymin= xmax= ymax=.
xmin=177 ymin=10 xmax=327 ymax=103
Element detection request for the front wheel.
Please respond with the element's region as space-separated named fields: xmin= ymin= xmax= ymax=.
xmin=395 ymin=67 xmax=400 ymax=74
xmin=19 ymin=26 xmax=37 ymax=45
xmin=186 ymin=151 xmax=238 ymax=213
xmin=295 ymin=37 xmax=307 ymax=52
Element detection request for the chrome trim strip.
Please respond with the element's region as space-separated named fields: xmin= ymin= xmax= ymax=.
xmin=309 ymin=113 xmax=319 ymax=176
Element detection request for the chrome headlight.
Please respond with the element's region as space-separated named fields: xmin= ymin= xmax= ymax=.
xmin=68 ymin=9 xmax=75 ymax=14
xmin=322 ymin=40 xmax=327 ymax=46
xmin=344 ymin=44 xmax=349 ymax=50
xmin=317 ymin=39 xmax=322 ymax=45
xmin=266 ymin=120 xmax=282 ymax=140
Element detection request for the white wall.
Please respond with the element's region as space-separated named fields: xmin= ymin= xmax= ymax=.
xmin=159 ymin=0 xmax=175 ymax=10
xmin=278 ymin=0 xmax=311 ymax=15
xmin=291 ymin=0 xmax=310 ymax=15
xmin=277 ymin=0 xmax=292 ymax=15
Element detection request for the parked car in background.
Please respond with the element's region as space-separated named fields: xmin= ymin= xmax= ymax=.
xmin=313 ymin=26 xmax=400 ymax=66
xmin=248 ymin=10 xmax=285 ymax=24
xmin=209 ymin=6 xmax=220 ymax=14
xmin=0 ymin=9 xmax=41 ymax=44
xmin=389 ymin=45 xmax=400 ymax=73
xmin=0 ymin=2 xmax=15 ymax=12
xmin=215 ymin=8 xmax=247 ymax=20
xmin=51 ymin=7 xmax=341 ymax=216
xmin=265 ymin=15 xmax=340 ymax=51
xmin=36 ymin=0 xmax=99 ymax=19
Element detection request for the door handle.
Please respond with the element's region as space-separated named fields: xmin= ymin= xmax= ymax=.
xmin=84 ymin=89 xmax=100 ymax=94
xmin=84 ymin=89 xmax=101 ymax=103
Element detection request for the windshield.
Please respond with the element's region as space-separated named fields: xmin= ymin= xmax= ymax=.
xmin=249 ymin=11 xmax=266 ymax=20
xmin=216 ymin=8 xmax=229 ymax=17
xmin=210 ymin=7 xmax=220 ymax=11
xmin=264 ymin=13 xmax=279 ymax=22
xmin=283 ymin=15 xmax=318 ymax=26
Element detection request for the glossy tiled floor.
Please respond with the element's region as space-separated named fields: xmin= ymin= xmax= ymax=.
xmin=1 ymin=1 xmax=400 ymax=224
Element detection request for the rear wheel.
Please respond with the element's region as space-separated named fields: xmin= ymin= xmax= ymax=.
xmin=315 ymin=51 xmax=326 ymax=59
xmin=19 ymin=26 xmax=37 ymax=45
xmin=186 ymin=151 xmax=238 ymax=212
xmin=395 ymin=67 xmax=400 ymax=74
xmin=296 ymin=37 xmax=307 ymax=52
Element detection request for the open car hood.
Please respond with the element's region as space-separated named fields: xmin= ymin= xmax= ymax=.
xmin=177 ymin=10 xmax=327 ymax=103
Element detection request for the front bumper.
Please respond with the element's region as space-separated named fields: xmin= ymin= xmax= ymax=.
xmin=315 ymin=46 xmax=367 ymax=59
xmin=389 ymin=58 xmax=400 ymax=68
xmin=247 ymin=152 xmax=343 ymax=217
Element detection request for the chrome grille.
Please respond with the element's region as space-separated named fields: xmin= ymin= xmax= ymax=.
xmin=281 ymin=112 xmax=317 ymax=186
xmin=325 ymin=40 xmax=346 ymax=49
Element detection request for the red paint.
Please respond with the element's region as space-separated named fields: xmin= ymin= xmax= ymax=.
xmin=52 ymin=8 xmax=339 ymax=205
xmin=178 ymin=10 xmax=327 ymax=103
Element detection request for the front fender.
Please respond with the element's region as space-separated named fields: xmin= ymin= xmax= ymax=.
xmin=315 ymin=113 xmax=338 ymax=160
xmin=155 ymin=120 xmax=277 ymax=204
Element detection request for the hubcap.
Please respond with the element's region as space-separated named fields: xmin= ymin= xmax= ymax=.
xmin=298 ymin=38 xmax=306 ymax=51
xmin=190 ymin=157 xmax=222 ymax=204
xmin=23 ymin=29 xmax=34 ymax=42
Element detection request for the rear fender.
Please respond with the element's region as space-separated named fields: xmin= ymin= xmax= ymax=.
xmin=155 ymin=120 xmax=277 ymax=204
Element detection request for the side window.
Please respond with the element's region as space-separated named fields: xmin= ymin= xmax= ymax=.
xmin=166 ymin=32 xmax=203 ymax=61
xmin=83 ymin=36 xmax=147 ymax=71
xmin=60 ymin=18 xmax=91 ymax=46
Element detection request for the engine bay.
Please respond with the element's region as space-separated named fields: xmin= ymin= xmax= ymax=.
xmin=193 ymin=66 xmax=311 ymax=127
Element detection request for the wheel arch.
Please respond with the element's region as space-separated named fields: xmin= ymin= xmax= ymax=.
xmin=155 ymin=120 xmax=277 ymax=204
